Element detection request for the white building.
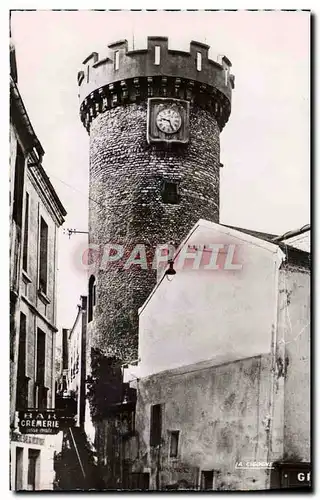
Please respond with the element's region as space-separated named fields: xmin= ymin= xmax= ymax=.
xmin=125 ymin=219 xmax=310 ymax=490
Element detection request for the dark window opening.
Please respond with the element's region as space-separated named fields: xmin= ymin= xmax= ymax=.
xmin=12 ymin=143 xmax=25 ymax=227
xmin=27 ymin=449 xmax=40 ymax=490
xmin=201 ymin=470 xmax=214 ymax=490
xmin=15 ymin=447 xmax=24 ymax=491
xmin=36 ymin=328 xmax=45 ymax=386
xmin=197 ymin=52 xmax=202 ymax=71
xmin=62 ymin=328 xmax=69 ymax=370
xmin=36 ymin=328 xmax=47 ymax=409
xmin=130 ymin=472 xmax=149 ymax=490
xmin=161 ymin=181 xmax=180 ymax=205
xmin=88 ymin=275 xmax=96 ymax=323
xmin=169 ymin=430 xmax=179 ymax=457
xmin=272 ymin=463 xmax=312 ymax=489
xmin=17 ymin=313 xmax=26 ymax=378
xmin=150 ymin=404 xmax=162 ymax=446
xmin=114 ymin=50 xmax=120 ymax=70
xmin=39 ymin=217 xmax=48 ymax=294
xmin=22 ymin=192 xmax=29 ymax=271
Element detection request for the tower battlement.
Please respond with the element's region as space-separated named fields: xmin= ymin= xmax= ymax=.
xmin=78 ymin=37 xmax=235 ymax=132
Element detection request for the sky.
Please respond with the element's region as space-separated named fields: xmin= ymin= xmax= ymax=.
xmin=10 ymin=10 xmax=310 ymax=335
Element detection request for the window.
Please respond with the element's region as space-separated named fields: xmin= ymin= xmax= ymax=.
xmin=17 ymin=313 xmax=26 ymax=378
xmin=22 ymin=192 xmax=29 ymax=271
xmin=130 ymin=473 xmax=150 ymax=490
xmin=88 ymin=275 xmax=96 ymax=323
xmin=16 ymin=313 xmax=27 ymax=409
xmin=169 ymin=430 xmax=179 ymax=457
xmin=161 ymin=181 xmax=180 ymax=205
xmin=39 ymin=217 xmax=48 ymax=294
xmin=12 ymin=143 xmax=25 ymax=227
xmin=15 ymin=447 xmax=24 ymax=491
xmin=114 ymin=50 xmax=120 ymax=70
xmin=196 ymin=52 xmax=202 ymax=71
xmin=150 ymin=404 xmax=162 ymax=446
xmin=36 ymin=329 xmax=47 ymax=409
xmin=201 ymin=470 xmax=214 ymax=490
xmin=36 ymin=329 xmax=45 ymax=386
xmin=27 ymin=449 xmax=40 ymax=490
xmin=62 ymin=328 xmax=69 ymax=370
xmin=154 ymin=46 xmax=160 ymax=65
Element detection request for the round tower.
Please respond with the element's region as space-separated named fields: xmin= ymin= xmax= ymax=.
xmin=78 ymin=37 xmax=235 ymax=365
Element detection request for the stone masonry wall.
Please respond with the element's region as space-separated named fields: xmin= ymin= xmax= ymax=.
xmin=88 ymin=101 xmax=220 ymax=362
xmin=133 ymin=354 xmax=273 ymax=491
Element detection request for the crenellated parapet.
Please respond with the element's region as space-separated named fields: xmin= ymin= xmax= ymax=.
xmin=78 ymin=37 xmax=235 ymax=133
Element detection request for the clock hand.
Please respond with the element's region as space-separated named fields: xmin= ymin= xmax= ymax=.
xmin=163 ymin=117 xmax=174 ymax=129
xmin=160 ymin=118 xmax=173 ymax=130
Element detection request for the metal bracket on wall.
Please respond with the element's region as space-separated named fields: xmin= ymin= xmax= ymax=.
xmin=63 ymin=228 xmax=89 ymax=239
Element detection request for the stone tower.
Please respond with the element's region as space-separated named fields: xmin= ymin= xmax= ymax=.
xmin=78 ymin=37 xmax=235 ymax=366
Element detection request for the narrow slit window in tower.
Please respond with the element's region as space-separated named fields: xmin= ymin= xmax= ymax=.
xmin=154 ymin=46 xmax=160 ymax=65
xmin=196 ymin=52 xmax=202 ymax=71
xmin=88 ymin=275 xmax=96 ymax=322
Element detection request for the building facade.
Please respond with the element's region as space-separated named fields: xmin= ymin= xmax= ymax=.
xmin=56 ymin=296 xmax=87 ymax=428
xmin=10 ymin=43 xmax=66 ymax=491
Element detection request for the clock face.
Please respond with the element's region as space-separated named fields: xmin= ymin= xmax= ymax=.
xmin=156 ymin=107 xmax=182 ymax=134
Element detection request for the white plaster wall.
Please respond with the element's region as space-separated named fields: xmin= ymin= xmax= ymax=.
xmin=279 ymin=267 xmax=310 ymax=462
xmin=139 ymin=228 xmax=281 ymax=377
xmin=10 ymin=433 xmax=62 ymax=491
